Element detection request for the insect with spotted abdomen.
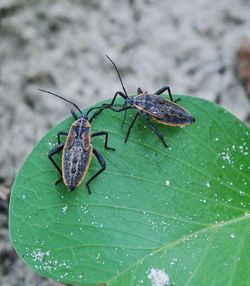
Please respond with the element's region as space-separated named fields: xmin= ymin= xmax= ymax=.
xmin=39 ymin=89 xmax=115 ymax=194
xmin=103 ymin=55 xmax=195 ymax=148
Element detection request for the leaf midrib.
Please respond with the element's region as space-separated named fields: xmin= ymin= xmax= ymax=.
xmin=106 ymin=213 xmax=250 ymax=285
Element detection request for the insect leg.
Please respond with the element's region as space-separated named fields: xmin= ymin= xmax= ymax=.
xmin=137 ymin=87 xmax=143 ymax=95
xmin=57 ymin=131 xmax=68 ymax=144
xmin=144 ymin=115 xmax=168 ymax=148
xmin=48 ymin=143 xmax=64 ymax=176
xmin=92 ymin=132 xmax=116 ymax=151
xmin=154 ymin=86 xmax=173 ymax=101
xmin=89 ymin=99 xmax=131 ymax=121
xmin=106 ymin=105 xmax=132 ymax=112
xmin=124 ymin=112 xmax=140 ymax=143
xmin=154 ymin=86 xmax=180 ymax=102
xmin=110 ymin=91 xmax=127 ymax=105
xmin=88 ymin=106 xmax=108 ymax=123
xmin=85 ymin=148 xmax=106 ymax=194
xmin=87 ymin=99 xmax=128 ymax=122
xmin=71 ymin=110 xmax=78 ymax=120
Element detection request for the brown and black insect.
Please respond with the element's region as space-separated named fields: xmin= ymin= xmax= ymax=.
xmin=39 ymin=89 xmax=115 ymax=194
xmin=103 ymin=56 xmax=195 ymax=147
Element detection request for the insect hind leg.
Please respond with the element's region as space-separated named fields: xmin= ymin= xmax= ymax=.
xmin=85 ymin=148 xmax=106 ymax=194
xmin=144 ymin=115 xmax=168 ymax=148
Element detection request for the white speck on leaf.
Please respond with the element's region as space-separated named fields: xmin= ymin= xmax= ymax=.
xmin=170 ymin=257 xmax=178 ymax=265
xmin=165 ymin=180 xmax=170 ymax=187
xmin=147 ymin=268 xmax=170 ymax=286
xmin=80 ymin=205 xmax=89 ymax=214
xmin=31 ymin=249 xmax=50 ymax=263
xmin=62 ymin=205 xmax=68 ymax=214
xmin=221 ymin=151 xmax=232 ymax=164
xmin=96 ymin=253 xmax=101 ymax=263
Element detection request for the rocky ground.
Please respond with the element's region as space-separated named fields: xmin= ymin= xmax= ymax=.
xmin=1 ymin=0 xmax=250 ymax=285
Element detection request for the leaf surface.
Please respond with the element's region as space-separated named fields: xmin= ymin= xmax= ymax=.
xmin=10 ymin=96 xmax=250 ymax=286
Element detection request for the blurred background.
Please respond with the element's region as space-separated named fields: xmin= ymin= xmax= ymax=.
xmin=1 ymin=0 xmax=250 ymax=285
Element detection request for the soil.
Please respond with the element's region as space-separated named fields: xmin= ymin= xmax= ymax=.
xmin=1 ymin=0 xmax=250 ymax=285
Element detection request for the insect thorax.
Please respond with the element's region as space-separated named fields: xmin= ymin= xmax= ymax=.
xmin=133 ymin=94 xmax=156 ymax=110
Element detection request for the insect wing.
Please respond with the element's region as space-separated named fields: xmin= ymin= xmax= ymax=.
xmin=134 ymin=94 xmax=195 ymax=126
xmin=62 ymin=119 xmax=93 ymax=190
xmin=65 ymin=129 xmax=77 ymax=149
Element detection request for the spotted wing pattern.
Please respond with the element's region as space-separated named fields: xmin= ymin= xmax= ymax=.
xmin=62 ymin=118 xmax=92 ymax=190
xmin=133 ymin=94 xmax=195 ymax=126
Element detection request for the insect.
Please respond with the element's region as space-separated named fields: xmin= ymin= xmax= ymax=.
xmin=104 ymin=56 xmax=195 ymax=147
xmin=39 ymin=89 xmax=115 ymax=194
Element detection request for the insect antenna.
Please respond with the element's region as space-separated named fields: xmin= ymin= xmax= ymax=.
xmin=106 ymin=55 xmax=128 ymax=99
xmin=38 ymin=89 xmax=83 ymax=115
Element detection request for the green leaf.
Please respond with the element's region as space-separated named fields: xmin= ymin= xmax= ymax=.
xmin=10 ymin=96 xmax=250 ymax=286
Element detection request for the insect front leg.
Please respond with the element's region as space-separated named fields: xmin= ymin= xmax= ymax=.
xmin=71 ymin=110 xmax=78 ymax=120
xmin=105 ymin=105 xmax=131 ymax=112
xmin=110 ymin=91 xmax=127 ymax=105
xmin=92 ymin=132 xmax=116 ymax=151
xmin=143 ymin=114 xmax=168 ymax=148
xmin=48 ymin=143 xmax=64 ymax=183
xmin=124 ymin=112 xmax=140 ymax=143
xmin=137 ymin=87 xmax=143 ymax=95
xmin=88 ymin=107 xmax=107 ymax=123
xmin=85 ymin=148 xmax=106 ymax=194
xmin=154 ymin=86 xmax=180 ymax=103
xmin=57 ymin=131 xmax=68 ymax=144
